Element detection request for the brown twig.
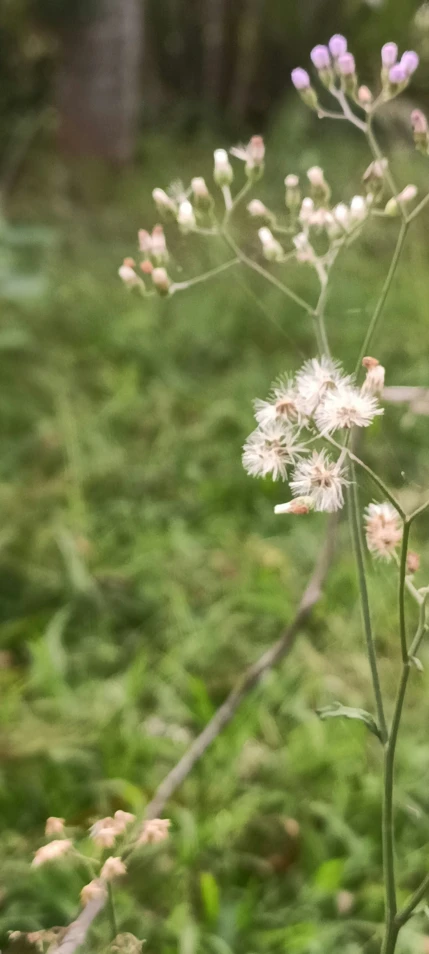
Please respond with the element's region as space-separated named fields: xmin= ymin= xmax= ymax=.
xmin=50 ymin=514 xmax=338 ymax=954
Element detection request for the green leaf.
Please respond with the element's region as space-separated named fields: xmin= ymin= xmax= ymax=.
xmin=200 ymin=871 xmax=220 ymax=924
xmin=317 ymin=702 xmax=382 ymax=740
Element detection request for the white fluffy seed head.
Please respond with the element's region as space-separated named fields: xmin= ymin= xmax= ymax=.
xmin=295 ymin=356 xmax=352 ymax=415
xmin=315 ymin=384 xmax=383 ymax=433
xmin=242 ymin=423 xmax=307 ymax=482
xmin=364 ymin=502 xmax=402 ymax=561
xmin=290 ymin=450 xmax=348 ymax=512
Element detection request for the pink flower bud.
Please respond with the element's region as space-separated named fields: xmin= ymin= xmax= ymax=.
xmin=329 ymin=34 xmax=347 ymax=57
xmin=411 ymin=109 xmax=428 ymax=134
xmin=291 ymin=68 xmax=310 ymax=90
xmin=310 ymin=45 xmax=331 ymax=70
xmin=389 ymin=63 xmax=408 ymax=85
xmin=248 ymin=135 xmax=265 ymax=166
xmin=357 ymin=85 xmax=373 ymax=106
xmin=247 ymin=199 xmax=269 ymax=218
xmin=138 ymin=230 xmax=152 ymax=254
xmin=400 ymin=50 xmax=419 ymax=75
xmin=381 ymin=42 xmax=398 ymax=68
xmin=152 ymin=267 xmax=171 ymax=295
xmin=337 ymin=53 xmax=355 ymax=76
xmin=45 ymin=817 xmax=65 ymax=837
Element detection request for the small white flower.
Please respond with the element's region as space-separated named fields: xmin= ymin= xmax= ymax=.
xmin=333 ymin=203 xmax=350 ymax=229
xmin=242 ymin=423 xmax=306 ymax=481
xmin=299 ymin=197 xmax=314 ymax=226
xmin=293 ymin=231 xmax=315 ymax=263
xmin=364 ymin=502 xmax=402 ymax=561
xmin=214 ymin=148 xmax=233 ymax=186
xmin=315 ymin=384 xmax=383 ymax=433
xmin=295 ymin=356 xmax=351 ymax=414
xmin=254 ymin=376 xmax=307 ymax=428
xmin=307 ymin=166 xmax=325 ymax=188
xmin=290 ymin=450 xmax=348 ymax=512
xmin=247 ymin=199 xmax=269 ymax=218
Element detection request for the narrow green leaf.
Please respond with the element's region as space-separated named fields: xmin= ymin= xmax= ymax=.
xmin=317 ymin=702 xmax=382 ymax=741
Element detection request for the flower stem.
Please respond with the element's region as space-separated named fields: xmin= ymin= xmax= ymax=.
xmin=356 ymin=219 xmax=409 ymax=375
xmin=349 ymin=466 xmax=388 ymax=743
xmin=398 ymin=520 xmax=411 ymax=663
xmin=221 ymin=228 xmax=315 ymax=316
xmin=107 ymin=882 xmax=118 ymax=941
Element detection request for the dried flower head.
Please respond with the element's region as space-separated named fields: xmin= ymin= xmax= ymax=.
xmin=32 ymin=839 xmax=73 ymax=868
xmin=80 ymin=880 xmax=107 ymax=907
xmin=365 ymin=502 xmax=402 ymax=561
xmin=101 ymin=857 xmax=127 ymax=881
xmin=138 ymin=818 xmax=171 ymax=845
xmin=45 ymin=817 xmax=65 ymax=837
xmin=242 ymin=423 xmax=306 ymax=481
xmin=274 ymin=496 xmax=315 ymax=515
xmin=315 ymin=384 xmax=383 ymax=433
xmin=295 ymin=356 xmax=351 ymax=414
xmin=361 ymin=357 xmax=386 ymax=396
xmin=290 ymin=450 xmax=348 ymax=512
xmin=254 ymin=376 xmax=306 ymax=428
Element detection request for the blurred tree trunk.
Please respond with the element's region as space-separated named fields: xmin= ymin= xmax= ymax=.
xmin=56 ymin=0 xmax=142 ymax=164
xmin=229 ymin=0 xmax=265 ymax=120
xmin=202 ymin=0 xmax=225 ymax=107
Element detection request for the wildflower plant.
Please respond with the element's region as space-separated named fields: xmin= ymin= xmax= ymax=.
xmin=21 ymin=30 xmax=429 ymax=954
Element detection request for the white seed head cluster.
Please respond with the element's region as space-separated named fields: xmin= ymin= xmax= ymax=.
xmin=243 ymin=356 xmax=384 ymax=513
xmin=364 ymin=502 xmax=402 ymax=561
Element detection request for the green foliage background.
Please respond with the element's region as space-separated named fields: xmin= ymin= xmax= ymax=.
xmin=1 ymin=3 xmax=429 ymax=951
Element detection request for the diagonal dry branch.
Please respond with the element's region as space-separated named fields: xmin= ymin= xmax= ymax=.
xmin=50 ymin=514 xmax=338 ymax=954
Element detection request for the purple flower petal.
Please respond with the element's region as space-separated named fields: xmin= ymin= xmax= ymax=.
xmin=337 ymin=53 xmax=355 ymax=76
xmin=329 ymin=34 xmax=347 ymax=57
xmin=291 ymin=67 xmax=311 ymax=90
xmin=310 ymin=45 xmax=331 ymax=70
xmin=381 ymin=42 xmax=398 ymax=68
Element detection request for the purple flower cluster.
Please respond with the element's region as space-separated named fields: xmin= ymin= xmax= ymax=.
xmin=292 ymin=33 xmax=353 ymax=91
xmin=291 ymin=34 xmax=420 ymax=94
xmin=380 ymin=42 xmax=419 ymax=84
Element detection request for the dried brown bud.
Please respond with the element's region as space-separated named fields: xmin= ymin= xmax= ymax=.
xmin=362 ymin=356 xmax=380 ymax=370
xmin=407 ymin=551 xmax=420 ymax=574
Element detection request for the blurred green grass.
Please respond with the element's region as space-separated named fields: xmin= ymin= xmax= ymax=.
xmin=0 ymin=112 xmax=429 ymax=954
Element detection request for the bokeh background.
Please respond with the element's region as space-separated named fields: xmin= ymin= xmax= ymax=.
xmin=1 ymin=1 xmax=429 ymax=952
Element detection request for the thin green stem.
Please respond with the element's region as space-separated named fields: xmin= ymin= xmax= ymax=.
xmin=366 ymin=120 xmax=405 ymax=217
xmin=107 ymin=882 xmax=118 ymax=941
xmin=221 ymin=228 xmax=315 ymax=316
xmin=330 ymin=87 xmax=368 ymax=133
xmin=355 ymin=220 xmax=409 ymax=375
xmin=224 ymin=179 xmax=253 ymax=221
xmin=398 ymin=520 xmax=411 ymax=663
xmin=406 ymin=192 xmax=429 ymax=224
xmin=326 ymin=435 xmax=405 ymax=518
xmin=171 ymin=258 xmax=239 ymax=292
xmin=313 ymin=264 xmax=331 ymax=357
xmin=408 ymin=498 xmax=429 ymax=523
xmin=349 ymin=466 xmax=388 ymax=743
xmin=396 ymin=872 xmax=429 ymax=926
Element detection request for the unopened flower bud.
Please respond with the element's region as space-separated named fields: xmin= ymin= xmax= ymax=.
xmin=274 ymin=497 xmax=314 ymax=515
xmin=245 ymin=135 xmax=265 ymax=181
xmin=399 ymin=184 xmax=418 ymax=204
xmin=247 ymin=199 xmax=272 ymax=222
xmin=381 ymin=42 xmax=398 ymax=68
xmin=191 ymin=176 xmax=213 ymax=211
xmin=361 ymin=357 xmax=385 ymax=395
xmin=140 ymin=259 xmax=153 ymax=275
xmin=101 ymin=856 xmax=127 ymax=881
xmin=118 ymin=263 xmax=144 ymax=290
xmin=293 ymin=231 xmax=314 ymax=263
xmin=411 ymin=108 xmax=429 ymax=154
xmin=407 ymin=551 xmax=420 ymax=574
xmin=307 ymin=165 xmax=331 ymax=204
xmin=363 ymin=158 xmax=387 ymax=201
xmin=152 ymin=267 xmax=171 ymax=295
xmin=299 ymin=196 xmax=314 ymax=226
xmin=32 ymin=839 xmax=73 ymax=867
xmin=350 ymin=195 xmax=367 ymax=222
xmin=81 ymin=880 xmax=106 ymax=907
xmin=329 ymin=34 xmax=347 ymax=58
xmin=332 ymin=203 xmax=349 ymax=231
xmin=152 ymin=188 xmax=177 ymax=219
xmin=310 ymin=45 xmax=333 ymax=87
xmin=401 ymin=50 xmax=419 ymax=76
xmin=151 ymin=225 xmax=168 ymax=264
xmin=258 ymin=227 xmax=284 ymax=262
xmin=214 ymin=148 xmax=233 ymax=186
xmin=338 ymin=53 xmax=357 ymax=95
xmin=284 ymin=174 xmax=301 ymax=211
xmin=138 ymin=818 xmax=171 ymax=845
xmin=177 ymin=200 xmax=196 ymax=232
xmin=291 ymin=69 xmax=318 ymax=109
xmin=138 ymin=229 xmax=152 ymax=254
xmin=357 ymin=85 xmax=373 ymax=108
xmin=45 ymin=817 xmax=65 ymax=837
xmin=388 ymin=63 xmax=408 ymax=91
